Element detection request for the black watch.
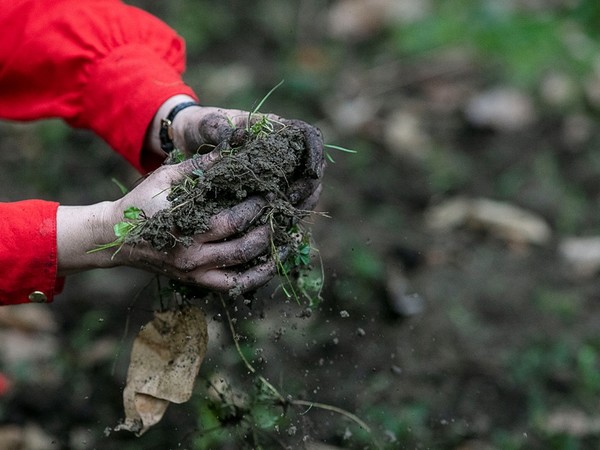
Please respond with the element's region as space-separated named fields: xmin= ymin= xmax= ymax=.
xmin=159 ymin=101 xmax=199 ymax=153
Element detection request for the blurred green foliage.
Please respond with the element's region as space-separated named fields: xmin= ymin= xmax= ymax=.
xmin=393 ymin=0 xmax=600 ymax=88
xmin=508 ymin=339 xmax=600 ymax=448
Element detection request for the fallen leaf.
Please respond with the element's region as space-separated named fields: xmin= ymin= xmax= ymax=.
xmin=425 ymin=197 xmax=551 ymax=245
xmin=115 ymin=305 xmax=208 ymax=436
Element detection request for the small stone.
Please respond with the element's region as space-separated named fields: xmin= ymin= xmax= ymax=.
xmin=560 ymin=236 xmax=600 ymax=278
xmin=384 ymin=109 xmax=431 ymax=161
xmin=465 ymin=87 xmax=536 ymax=131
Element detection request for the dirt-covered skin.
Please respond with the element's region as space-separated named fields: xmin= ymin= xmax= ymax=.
xmin=129 ymin=124 xmax=311 ymax=255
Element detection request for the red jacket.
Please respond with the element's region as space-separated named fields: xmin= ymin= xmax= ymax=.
xmin=0 ymin=0 xmax=197 ymax=305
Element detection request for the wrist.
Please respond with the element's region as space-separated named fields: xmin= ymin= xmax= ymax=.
xmin=145 ymin=95 xmax=200 ymax=158
xmin=159 ymin=101 xmax=200 ymax=153
xmin=56 ymin=201 xmax=121 ymax=275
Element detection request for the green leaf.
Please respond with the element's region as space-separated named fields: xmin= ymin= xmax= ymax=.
xmin=171 ymin=149 xmax=186 ymax=163
xmin=114 ymin=221 xmax=134 ymax=238
xmin=295 ymin=243 xmax=311 ymax=266
xmin=297 ymin=253 xmax=311 ymax=266
xmin=123 ymin=206 xmax=142 ymax=220
xmin=251 ymin=403 xmax=280 ymax=429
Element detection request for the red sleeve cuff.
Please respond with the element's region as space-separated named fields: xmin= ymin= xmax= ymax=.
xmin=0 ymin=200 xmax=63 ymax=305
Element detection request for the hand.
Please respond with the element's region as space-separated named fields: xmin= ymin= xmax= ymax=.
xmin=56 ymin=149 xmax=276 ymax=293
xmin=153 ymin=98 xmax=325 ymax=212
xmin=178 ymin=106 xmax=325 ymax=210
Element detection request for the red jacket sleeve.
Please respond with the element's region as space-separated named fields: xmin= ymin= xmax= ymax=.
xmin=0 ymin=201 xmax=64 ymax=305
xmin=0 ymin=1 xmax=198 ymax=305
xmin=0 ymin=0 xmax=197 ymax=173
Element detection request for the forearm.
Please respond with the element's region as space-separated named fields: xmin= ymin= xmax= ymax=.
xmin=57 ymin=156 xmax=277 ymax=294
xmin=143 ymin=94 xmax=198 ymax=161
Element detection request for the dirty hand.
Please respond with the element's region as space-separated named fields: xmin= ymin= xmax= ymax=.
xmin=56 ymin=149 xmax=275 ymax=293
xmin=171 ymin=104 xmax=325 ymax=211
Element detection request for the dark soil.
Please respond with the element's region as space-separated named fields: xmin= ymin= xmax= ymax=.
xmin=132 ymin=124 xmax=309 ymax=259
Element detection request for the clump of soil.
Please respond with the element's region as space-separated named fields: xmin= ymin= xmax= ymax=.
xmin=130 ymin=123 xmax=312 ymax=265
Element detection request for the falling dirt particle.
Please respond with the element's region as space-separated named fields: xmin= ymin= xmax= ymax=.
xmin=391 ymin=365 xmax=403 ymax=375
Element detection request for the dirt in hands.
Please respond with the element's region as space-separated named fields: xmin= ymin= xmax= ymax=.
xmin=128 ymin=122 xmax=313 ymax=272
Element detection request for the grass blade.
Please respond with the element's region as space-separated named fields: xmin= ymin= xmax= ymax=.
xmin=252 ymin=80 xmax=285 ymax=114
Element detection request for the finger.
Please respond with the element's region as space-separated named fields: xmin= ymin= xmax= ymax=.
xmin=200 ymin=196 xmax=268 ymax=242
xmin=194 ymin=259 xmax=277 ymax=293
xmin=159 ymin=147 xmax=223 ymax=188
xmin=129 ymin=225 xmax=270 ymax=276
xmin=182 ymin=111 xmax=232 ymax=153
xmin=287 ymin=178 xmax=321 ymax=206
xmin=302 ymin=125 xmax=325 ymax=179
xmin=294 ymin=183 xmax=323 ymax=212
xmin=175 ymin=147 xmax=222 ymax=176
xmin=195 ymin=112 xmax=235 ymax=145
xmin=284 ymin=120 xmax=325 ymax=179
xmin=193 ymin=225 xmax=271 ymax=269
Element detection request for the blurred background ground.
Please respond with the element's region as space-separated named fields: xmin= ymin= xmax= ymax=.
xmin=4 ymin=0 xmax=600 ymax=448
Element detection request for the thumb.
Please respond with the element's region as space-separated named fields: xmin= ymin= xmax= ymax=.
xmin=186 ymin=111 xmax=235 ymax=151
xmin=172 ymin=146 xmax=223 ymax=180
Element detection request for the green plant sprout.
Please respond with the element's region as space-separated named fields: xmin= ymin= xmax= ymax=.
xmin=111 ymin=177 xmax=129 ymax=195
xmin=249 ymin=80 xmax=358 ymax=162
xmin=165 ymin=148 xmax=186 ymax=165
xmin=249 ymin=114 xmax=275 ymax=137
xmin=272 ymin=223 xmax=324 ymax=308
xmin=246 ymin=79 xmax=285 ymax=132
xmin=324 ymin=143 xmax=357 ymax=163
xmin=247 ymin=83 xmax=285 ymax=139
xmin=87 ymin=206 xmax=145 ymax=256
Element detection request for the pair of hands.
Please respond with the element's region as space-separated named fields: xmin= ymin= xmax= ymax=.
xmin=57 ymin=100 xmax=324 ymax=294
